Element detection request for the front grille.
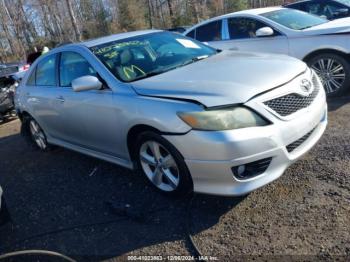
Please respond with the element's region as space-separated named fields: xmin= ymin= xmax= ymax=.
xmin=264 ymin=75 xmax=320 ymax=117
xmin=232 ymin=157 xmax=272 ymax=180
xmin=286 ymin=128 xmax=316 ymax=153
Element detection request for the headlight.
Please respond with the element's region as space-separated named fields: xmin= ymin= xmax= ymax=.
xmin=177 ymin=106 xmax=269 ymax=131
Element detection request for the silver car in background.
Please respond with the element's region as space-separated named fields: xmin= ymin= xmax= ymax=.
xmin=15 ymin=30 xmax=327 ymax=196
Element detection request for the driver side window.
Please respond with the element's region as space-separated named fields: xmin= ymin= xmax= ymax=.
xmin=228 ymin=17 xmax=279 ymax=40
xmin=59 ymin=52 xmax=97 ymax=87
xmin=323 ymin=2 xmax=349 ymax=19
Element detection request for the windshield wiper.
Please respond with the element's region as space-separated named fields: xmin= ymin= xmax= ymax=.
xmin=300 ymin=25 xmax=315 ymax=30
xmin=300 ymin=21 xmax=328 ymax=30
xmin=181 ymin=55 xmax=209 ymax=67
xmin=131 ymin=70 xmax=166 ymax=82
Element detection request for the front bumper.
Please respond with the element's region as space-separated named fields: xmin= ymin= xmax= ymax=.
xmin=164 ymin=87 xmax=327 ymax=196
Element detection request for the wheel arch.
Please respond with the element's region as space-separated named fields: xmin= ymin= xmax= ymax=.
xmin=303 ymin=48 xmax=350 ymax=62
xmin=127 ymin=124 xmax=162 ymax=163
xmin=17 ymin=110 xmax=32 ymax=121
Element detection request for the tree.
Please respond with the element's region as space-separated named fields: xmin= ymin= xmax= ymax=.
xmin=0 ymin=0 xmax=298 ymax=62
xmin=65 ymin=0 xmax=81 ymax=41
xmin=167 ymin=0 xmax=176 ymax=27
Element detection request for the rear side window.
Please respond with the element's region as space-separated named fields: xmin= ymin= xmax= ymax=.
xmin=196 ymin=20 xmax=222 ymax=42
xmin=59 ymin=52 xmax=97 ymax=87
xmin=26 ymin=68 xmax=36 ymax=86
xmin=36 ymin=54 xmax=57 ymax=86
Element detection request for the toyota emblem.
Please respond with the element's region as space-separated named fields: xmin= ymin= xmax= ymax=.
xmin=300 ymin=79 xmax=313 ymax=94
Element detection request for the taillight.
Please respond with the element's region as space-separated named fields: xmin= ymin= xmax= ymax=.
xmin=19 ymin=64 xmax=30 ymax=71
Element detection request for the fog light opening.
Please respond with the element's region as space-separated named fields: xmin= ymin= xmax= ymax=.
xmin=237 ymin=165 xmax=246 ymax=177
xmin=232 ymin=157 xmax=272 ymax=180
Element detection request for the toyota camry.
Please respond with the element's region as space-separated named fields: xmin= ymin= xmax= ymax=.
xmin=15 ymin=31 xmax=327 ymax=196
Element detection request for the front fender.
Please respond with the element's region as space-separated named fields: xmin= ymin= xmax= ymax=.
xmin=126 ymin=95 xmax=201 ymax=134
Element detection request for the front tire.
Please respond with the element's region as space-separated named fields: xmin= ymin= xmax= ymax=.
xmin=135 ymin=131 xmax=193 ymax=196
xmin=307 ymin=53 xmax=350 ymax=97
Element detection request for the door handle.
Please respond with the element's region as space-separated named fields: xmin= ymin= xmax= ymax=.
xmin=229 ymin=47 xmax=239 ymax=51
xmin=56 ymin=96 xmax=65 ymax=103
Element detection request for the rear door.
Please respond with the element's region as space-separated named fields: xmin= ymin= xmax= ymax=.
xmin=24 ymin=54 xmax=63 ymax=138
xmin=186 ymin=19 xmax=227 ymax=49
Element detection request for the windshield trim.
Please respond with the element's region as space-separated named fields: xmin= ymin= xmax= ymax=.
xmin=89 ymin=31 xmax=218 ymax=83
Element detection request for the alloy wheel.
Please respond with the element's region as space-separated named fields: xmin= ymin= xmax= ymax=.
xmin=311 ymin=58 xmax=346 ymax=94
xmin=139 ymin=140 xmax=180 ymax=192
xmin=29 ymin=120 xmax=47 ymax=150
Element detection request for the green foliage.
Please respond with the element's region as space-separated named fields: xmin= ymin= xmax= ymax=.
xmin=225 ymin=0 xmax=248 ymax=13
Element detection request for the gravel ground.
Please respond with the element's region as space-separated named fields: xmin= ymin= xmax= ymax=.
xmin=0 ymin=97 xmax=349 ymax=262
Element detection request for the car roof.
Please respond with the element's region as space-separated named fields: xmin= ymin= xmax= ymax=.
xmin=219 ymin=6 xmax=283 ymax=18
xmin=80 ymin=29 xmax=163 ymax=48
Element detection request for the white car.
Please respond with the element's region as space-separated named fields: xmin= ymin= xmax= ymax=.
xmin=184 ymin=7 xmax=350 ymax=96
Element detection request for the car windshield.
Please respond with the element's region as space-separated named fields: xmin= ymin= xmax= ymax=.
xmin=90 ymin=32 xmax=217 ymax=82
xmin=261 ymin=9 xmax=328 ymax=30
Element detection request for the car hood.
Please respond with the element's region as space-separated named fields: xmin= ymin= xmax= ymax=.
xmin=131 ymin=51 xmax=307 ymax=107
xmin=303 ymin=17 xmax=350 ymax=36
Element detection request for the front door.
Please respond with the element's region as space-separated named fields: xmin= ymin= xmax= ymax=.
xmin=211 ymin=17 xmax=289 ymax=55
xmin=54 ymin=51 xmax=121 ymax=157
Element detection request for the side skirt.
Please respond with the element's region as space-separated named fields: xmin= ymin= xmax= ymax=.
xmin=48 ymin=137 xmax=134 ymax=170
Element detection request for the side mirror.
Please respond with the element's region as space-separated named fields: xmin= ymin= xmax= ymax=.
xmin=72 ymin=76 xmax=102 ymax=92
xmin=256 ymin=27 xmax=274 ymax=37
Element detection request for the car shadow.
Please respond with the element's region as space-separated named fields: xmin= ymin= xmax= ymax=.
xmin=0 ymin=133 xmax=246 ymax=261
xmin=327 ymin=95 xmax=350 ymax=111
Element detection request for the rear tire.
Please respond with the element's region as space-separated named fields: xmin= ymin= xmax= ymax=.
xmin=21 ymin=115 xmax=51 ymax=151
xmin=135 ymin=131 xmax=193 ymax=196
xmin=307 ymin=53 xmax=350 ymax=97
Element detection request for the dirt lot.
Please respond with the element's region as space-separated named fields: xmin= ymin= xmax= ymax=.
xmin=0 ymin=97 xmax=349 ymax=261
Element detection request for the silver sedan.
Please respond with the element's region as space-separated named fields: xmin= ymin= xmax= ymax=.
xmin=15 ymin=30 xmax=327 ymax=196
